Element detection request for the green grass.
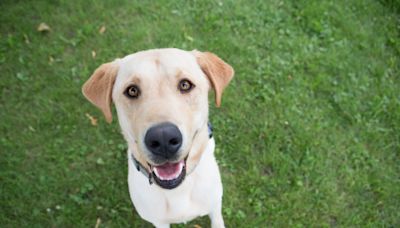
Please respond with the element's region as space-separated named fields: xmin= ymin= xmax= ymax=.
xmin=1 ymin=0 xmax=399 ymax=227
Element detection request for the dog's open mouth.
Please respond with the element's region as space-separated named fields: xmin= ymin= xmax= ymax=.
xmin=151 ymin=159 xmax=186 ymax=189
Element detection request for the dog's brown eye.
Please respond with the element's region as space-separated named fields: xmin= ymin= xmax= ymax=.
xmin=125 ymin=85 xmax=140 ymax=98
xmin=178 ymin=79 xmax=194 ymax=93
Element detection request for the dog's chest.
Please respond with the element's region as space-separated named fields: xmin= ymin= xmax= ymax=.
xmin=128 ymin=168 xmax=214 ymax=223
xmin=161 ymin=180 xmax=212 ymax=222
xmin=127 ymin=140 xmax=222 ymax=224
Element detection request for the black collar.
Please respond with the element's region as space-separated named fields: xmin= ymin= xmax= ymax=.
xmin=132 ymin=153 xmax=153 ymax=184
xmin=131 ymin=122 xmax=213 ymax=185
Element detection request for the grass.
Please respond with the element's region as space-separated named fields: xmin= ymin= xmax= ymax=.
xmin=1 ymin=0 xmax=399 ymax=227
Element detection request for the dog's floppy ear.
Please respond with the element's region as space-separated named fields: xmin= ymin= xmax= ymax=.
xmin=82 ymin=61 xmax=119 ymax=123
xmin=193 ymin=50 xmax=234 ymax=107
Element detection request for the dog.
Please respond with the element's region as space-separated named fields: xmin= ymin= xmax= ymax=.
xmin=82 ymin=48 xmax=234 ymax=228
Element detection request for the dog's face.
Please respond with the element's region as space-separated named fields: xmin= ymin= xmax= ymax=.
xmin=82 ymin=48 xmax=233 ymax=189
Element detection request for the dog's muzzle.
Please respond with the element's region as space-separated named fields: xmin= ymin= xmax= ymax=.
xmin=132 ymin=122 xmax=213 ymax=189
xmin=142 ymin=122 xmax=185 ymax=189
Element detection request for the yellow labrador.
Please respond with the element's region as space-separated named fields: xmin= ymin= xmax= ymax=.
xmin=82 ymin=48 xmax=234 ymax=228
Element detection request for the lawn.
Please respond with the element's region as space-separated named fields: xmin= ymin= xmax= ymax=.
xmin=1 ymin=0 xmax=399 ymax=227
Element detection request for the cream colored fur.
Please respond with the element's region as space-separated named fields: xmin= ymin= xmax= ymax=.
xmin=82 ymin=48 xmax=234 ymax=228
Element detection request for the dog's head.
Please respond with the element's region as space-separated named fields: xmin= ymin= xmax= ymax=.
xmin=82 ymin=48 xmax=234 ymax=189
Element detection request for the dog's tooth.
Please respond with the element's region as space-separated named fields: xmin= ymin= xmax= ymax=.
xmin=171 ymin=162 xmax=184 ymax=179
xmin=153 ymin=167 xmax=161 ymax=179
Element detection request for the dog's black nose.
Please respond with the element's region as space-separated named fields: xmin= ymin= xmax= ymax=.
xmin=144 ymin=122 xmax=182 ymax=158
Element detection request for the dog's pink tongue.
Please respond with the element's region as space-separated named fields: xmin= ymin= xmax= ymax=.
xmin=154 ymin=161 xmax=184 ymax=180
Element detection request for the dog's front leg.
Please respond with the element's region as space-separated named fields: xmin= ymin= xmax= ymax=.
xmin=152 ymin=222 xmax=170 ymax=228
xmin=209 ymin=203 xmax=225 ymax=228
